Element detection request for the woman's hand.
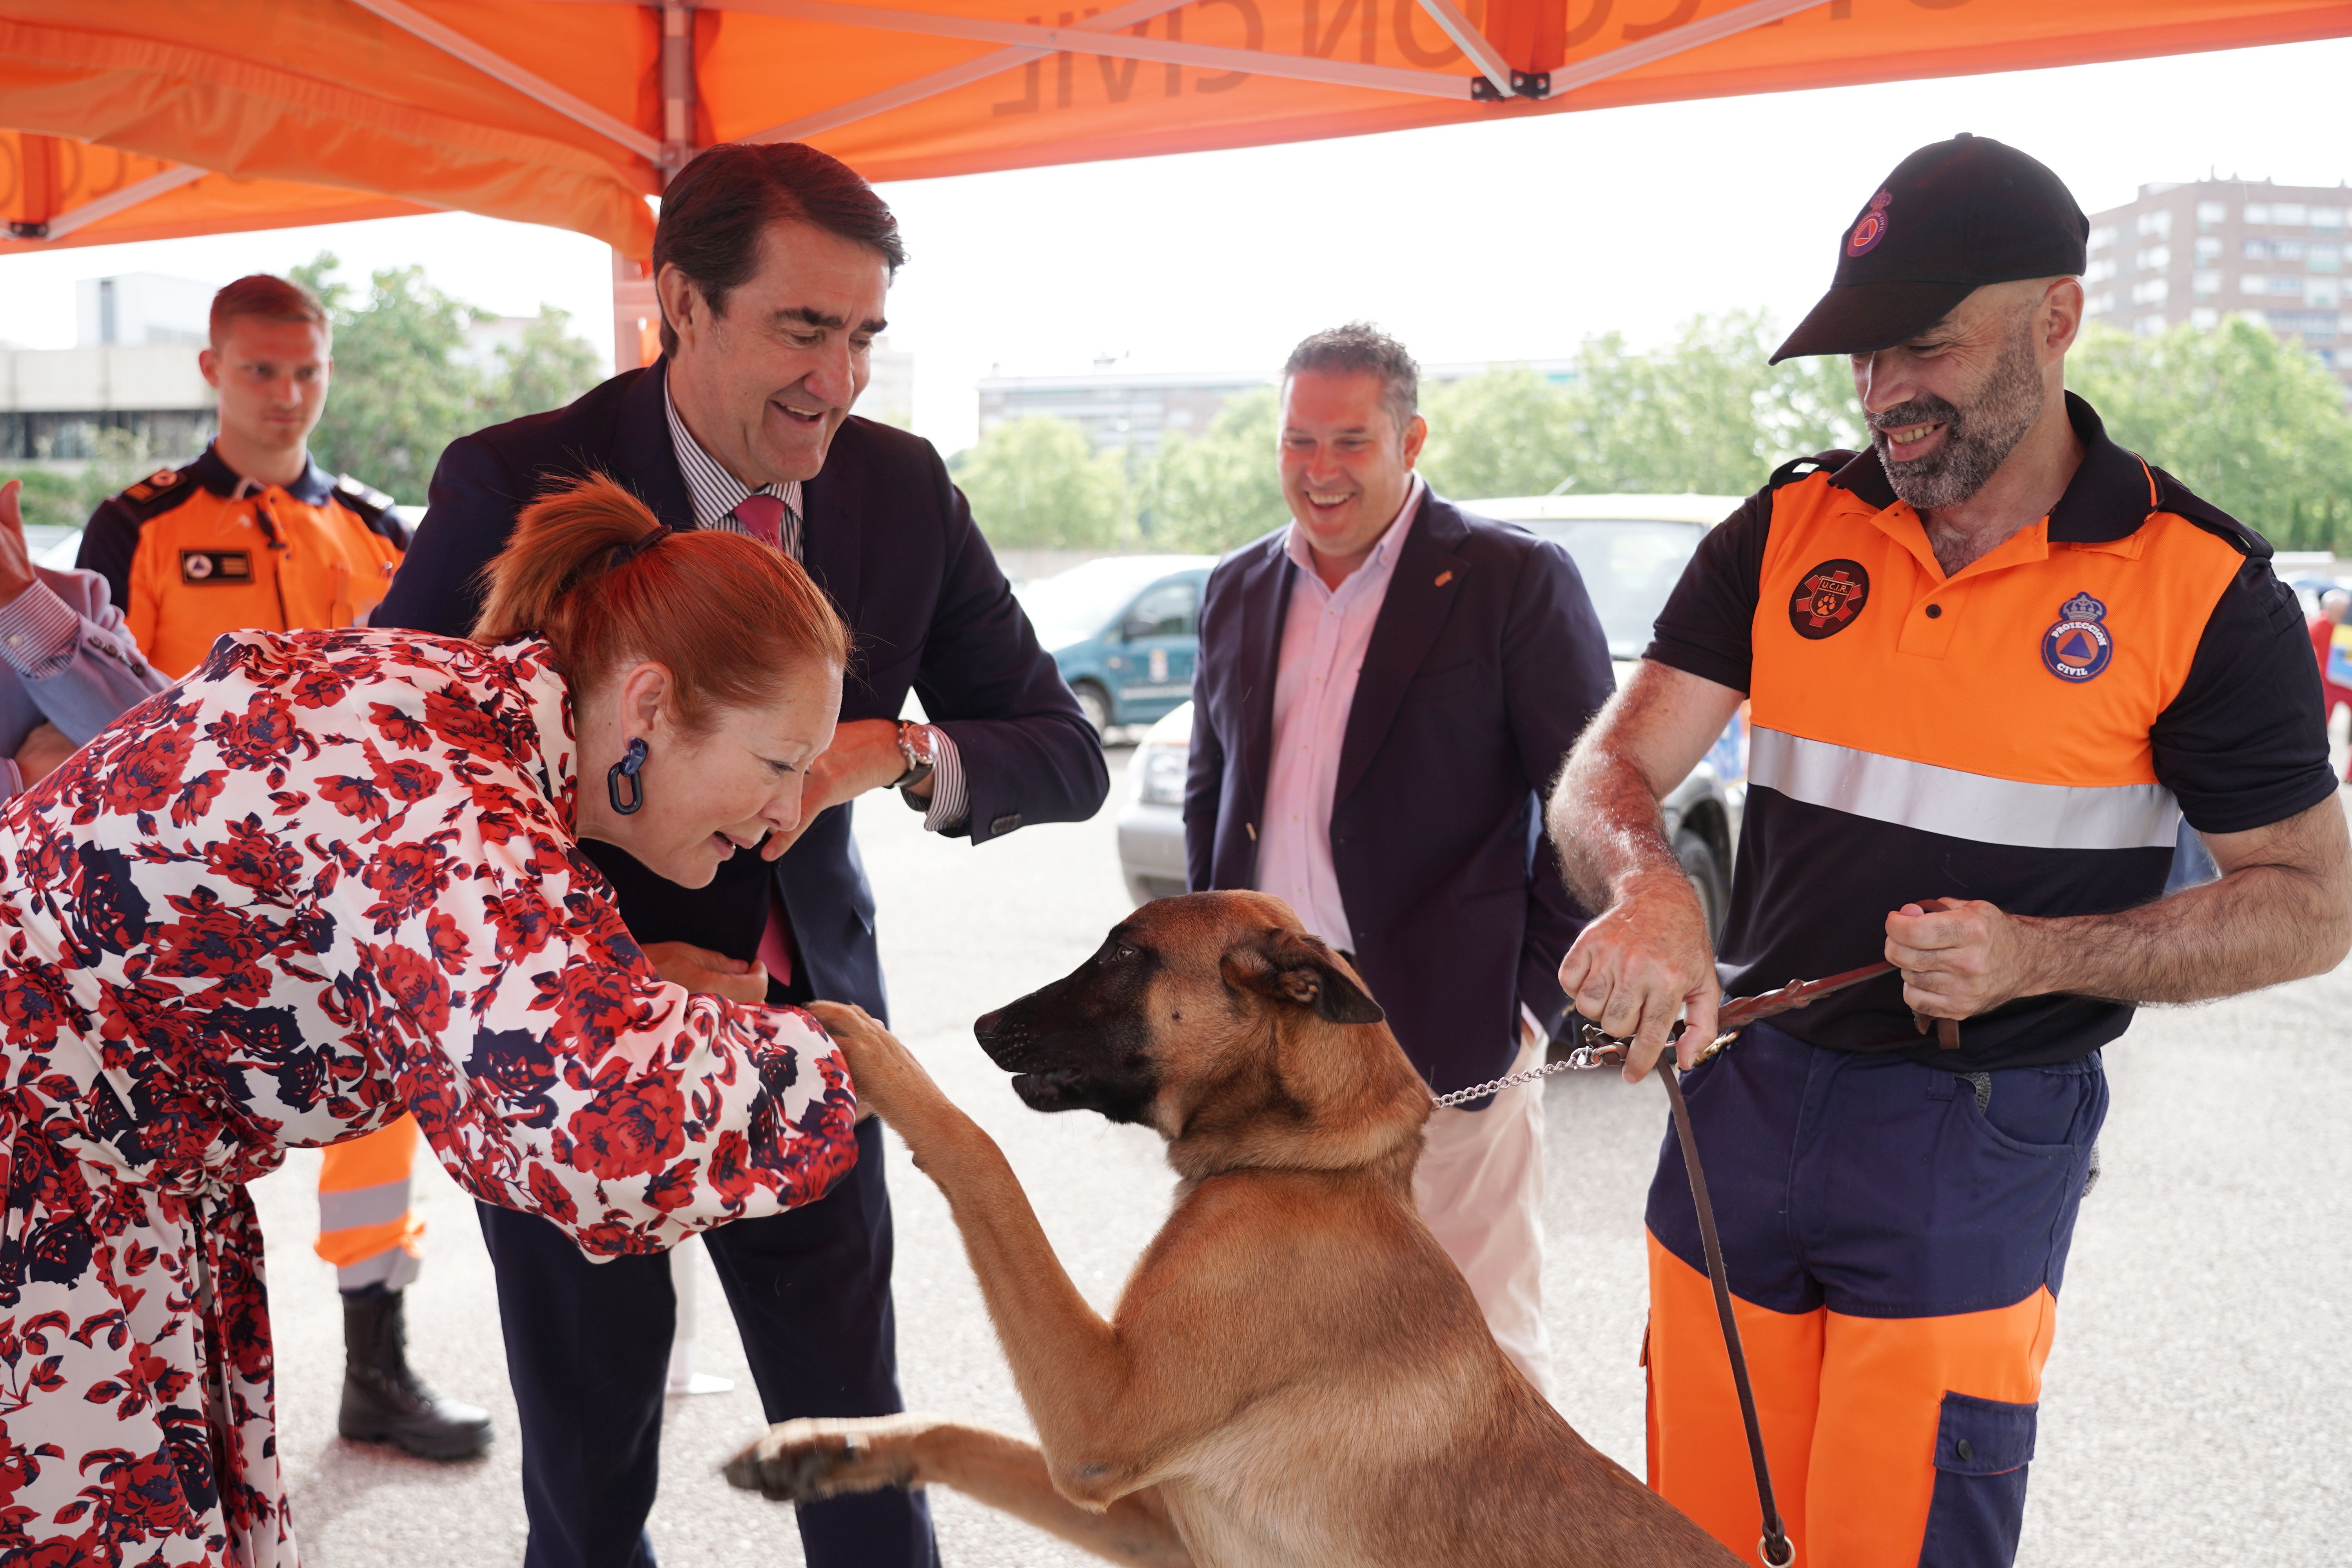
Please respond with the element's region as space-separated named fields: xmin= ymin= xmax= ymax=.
xmin=14 ymin=722 xmax=76 ymax=787
xmin=806 ymin=1001 xmax=940 ymax=1127
xmin=642 ymin=939 xmax=768 ymax=1004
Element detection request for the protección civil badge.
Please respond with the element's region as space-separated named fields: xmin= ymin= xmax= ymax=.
xmin=2041 ymin=590 xmax=2113 ymax=682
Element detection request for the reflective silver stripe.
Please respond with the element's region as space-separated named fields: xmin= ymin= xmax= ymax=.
xmin=318 ymin=1179 xmax=412 ymax=1234
xmin=336 ymin=1248 xmax=422 ymax=1294
xmin=1748 ymin=727 xmax=2180 ymax=850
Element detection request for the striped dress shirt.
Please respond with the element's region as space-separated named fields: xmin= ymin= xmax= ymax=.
xmin=664 ymin=380 xmax=967 ymax=831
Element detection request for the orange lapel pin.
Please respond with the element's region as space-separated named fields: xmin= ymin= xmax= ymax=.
xmin=1434 ymin=570 xmax=1454 ymax=588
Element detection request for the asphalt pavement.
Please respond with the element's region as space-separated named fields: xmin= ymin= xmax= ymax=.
xmin=258 ymin=746 xmax=2352 ymax=1566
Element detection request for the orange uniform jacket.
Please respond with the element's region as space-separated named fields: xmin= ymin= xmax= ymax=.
xmin=1647 ymin=392 xmax=2334 ymax=1071
xmin=80 ymin=446 xmax=407 ymax=680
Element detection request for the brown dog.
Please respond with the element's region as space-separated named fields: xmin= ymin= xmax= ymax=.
xmin=725 ymin=891 xmax=1738 ymax=1566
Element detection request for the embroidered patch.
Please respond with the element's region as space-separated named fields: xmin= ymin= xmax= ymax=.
xmin=2042 ymin=590 xmax=2113 ymax=682
xmin=1846 ymin=189 xmax=1892 ymax=257
xmin=180 ymin=550 xmax=253 ymax=585
xmin=1788 ymin=559 xmax=1871 ymax=640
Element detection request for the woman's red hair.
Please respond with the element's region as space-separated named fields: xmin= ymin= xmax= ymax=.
xmin=470 ymin=473 xmax=849 ymax=728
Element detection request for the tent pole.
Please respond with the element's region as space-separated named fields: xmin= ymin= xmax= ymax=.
xmin=346 ymin=0 xmax=665 ymax=164
xmin=8 ymin=163 xmax=208 ymax=243
xmin=1546 ymin=0 xmax=1835 ymax=97
xmin=661 ymin=0 xmax=700 ymax=182
xmin=1410 ymin=0 xmax=1515 ymax=100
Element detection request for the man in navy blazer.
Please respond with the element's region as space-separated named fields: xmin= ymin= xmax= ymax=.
xmin=1185 ymin=325 xmax=1613 ymax=1396
xmin=376 ymin=144 xmax=1105 ymax=1568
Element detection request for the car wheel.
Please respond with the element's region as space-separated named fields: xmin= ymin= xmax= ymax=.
xmin=1073 ymin=681 xmax=1112 ymax=739
xmin=1675 ymin=829 xmax=1728 ymax=943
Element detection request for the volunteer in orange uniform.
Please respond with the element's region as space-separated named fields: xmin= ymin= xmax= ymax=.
xmin=78 ymin=273 xmax=492 ymax=1463
xmin=1548 ymin=137 xmax=2352 ymax=1566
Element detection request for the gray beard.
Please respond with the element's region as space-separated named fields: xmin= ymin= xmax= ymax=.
xmin=1873 ymin=324 xmax=2047 ymax=513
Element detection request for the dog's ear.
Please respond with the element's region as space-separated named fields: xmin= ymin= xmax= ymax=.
xmin=1223 ymin=927 xmax=1385 ymax=1025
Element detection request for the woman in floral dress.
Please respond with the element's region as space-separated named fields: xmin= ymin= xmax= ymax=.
xmin=0 ymin=475 xmax=862 ymax=1567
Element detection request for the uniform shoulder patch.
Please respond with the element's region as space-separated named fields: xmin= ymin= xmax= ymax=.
xmin=1768 ymin=451 xmax=1859 ymax=490
xmin=332 ymin=473 xmax=408 ymax=546
xmin=114 ymin=465 xmax=198 ymax=517
xmin=2147 ymin=463 xmax=2269 ymax=560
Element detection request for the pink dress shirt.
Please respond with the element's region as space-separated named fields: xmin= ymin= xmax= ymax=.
xmin=1254 ymin=474 xmax=1427 ymax=953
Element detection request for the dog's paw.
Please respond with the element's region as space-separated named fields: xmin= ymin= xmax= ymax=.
xmin=723 ymin=1415 xmax=930 ymax=1503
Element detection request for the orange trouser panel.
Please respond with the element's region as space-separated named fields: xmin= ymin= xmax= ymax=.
xmin=315 ymin=1114 xmax=424 ymax=1272
xmin=1647 ymin=1235 xmax=2056 ymax=1568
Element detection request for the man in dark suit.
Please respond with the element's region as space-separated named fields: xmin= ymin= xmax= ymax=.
xmin=375 ymin=142 xmax=1106 ymax=1568
xmin=1185 ymin=323 xmax=1613 ymax=1397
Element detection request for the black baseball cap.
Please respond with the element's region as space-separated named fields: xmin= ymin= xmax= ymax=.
xmin=1770 ymin=134 xmax=2089 ymax=363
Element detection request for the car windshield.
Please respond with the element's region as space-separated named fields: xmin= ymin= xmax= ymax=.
xmin=1015 ymin=558 xmax=1192 ymax=649
xmin=1517 ymin=519 xmax=1709 ymax=660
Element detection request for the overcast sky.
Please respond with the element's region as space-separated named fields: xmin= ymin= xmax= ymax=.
xmin=3 ymin=37 xmax=2347 ymax=455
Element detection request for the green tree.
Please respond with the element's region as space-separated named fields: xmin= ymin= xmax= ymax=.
xmin=481 ymin=307 xmax=606 ymax=429
xmin=2069 ymin=317 xmax=2352 ymax=550
xmin=289 ymin=253 xmax=603 ymax=502
xmin=1419 ymin=312 xmax=1866 ymax=503
xmin=952 ymin=416 xmax=1130 ymax=549
xmin=1418 ymin=367 xmax=1577 ymax=500
xmin=1138 ymin=387 xmax=1286 ymax=554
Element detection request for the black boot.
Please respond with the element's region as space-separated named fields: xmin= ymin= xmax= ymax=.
xmin=338 ymin=1290 xmax=494 ymax=1461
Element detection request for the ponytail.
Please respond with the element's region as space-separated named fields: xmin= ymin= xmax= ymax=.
xmin=470 ymin=473 xmax=849 ymax=729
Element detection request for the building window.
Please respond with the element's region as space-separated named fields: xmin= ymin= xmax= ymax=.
xmin=2314 ymin=207 xmax=2348 ymax=231
xmin=2085 ymin=258 xmax=2116 ymax=284
xmin=2197 ymin=201 xmax=2227 ymax=227
xmin=2134 ymin=244 xmax=2171 ymax=271
xmin=2247 ymin=203 xmax=2271 ymax=224
xmin=2195 ymin=236 xmax=2222 ymax=264
xmin=2131 ymin=279 xmax=2170 ymax=305
xmin=2310 ymin=245 xmax=2344 ymax=273
xmin=2243 ymin=238 xmax=2272 ymax=261
xmin=2311 ymin=280 xmax=2342 ymax=308
xmin=2275 ymin=203 xmax=2308 ymax=226
xmin=2243 ymin=273 xmax=2270 ymax=294
xmin=2274 ymin=275 xmax=2310 ymax=296
xmin=2136 ymin=210 xmax=2173 ymax=239
xmin=2190 ymin=307 xmax=2220 ymax=330
xmin=2088 ymin=224 xmax=2116 ymax=253
xmin=2193 ymin=271 xmax=2222 ymax=299
xmin=2085 ymin=291 xmax=2116 ymax=317
xmin=2133 ymin=314 xmax=2168 ymax=337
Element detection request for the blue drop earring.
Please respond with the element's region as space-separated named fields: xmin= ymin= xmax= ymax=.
xmin=608 ymin=736 xmax=649 ymax=815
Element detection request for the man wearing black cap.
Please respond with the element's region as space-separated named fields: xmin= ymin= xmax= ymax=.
xmin=1544 ymin=135 xmax=2352 ymax=1564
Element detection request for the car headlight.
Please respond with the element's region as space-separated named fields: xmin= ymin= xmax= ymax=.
xmin=1134 ymin=741 xmax=1187 ymax=806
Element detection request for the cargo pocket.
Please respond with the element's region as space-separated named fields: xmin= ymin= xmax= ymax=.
xmin=1918 ymin=1392 xmax=2036 ymax=1567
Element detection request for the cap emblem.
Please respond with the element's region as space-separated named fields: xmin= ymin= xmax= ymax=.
xmin=2041 ymin=590 xmax=2113 ymax=682
xmin=1845 ymin=190 xmax=1893 ymax=258
xmin=1788 ymin=558 xmax=1871 ymax=640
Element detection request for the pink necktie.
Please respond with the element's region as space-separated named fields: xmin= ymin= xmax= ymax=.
xmin=733 ymin=492 xmax=786 ymax=550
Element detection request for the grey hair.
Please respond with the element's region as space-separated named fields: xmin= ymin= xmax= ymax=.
xmin=1283 ymin=322 xmax=1420 ymax=441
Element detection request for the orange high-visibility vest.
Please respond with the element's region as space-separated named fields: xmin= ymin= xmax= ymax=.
xmin=83 ymin=446 xmax=407 ymax=680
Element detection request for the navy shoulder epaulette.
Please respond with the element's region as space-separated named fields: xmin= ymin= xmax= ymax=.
xmin=332 ymin=474 xmax=408 ymax=546
xmin=2149 ymin=463 xmax=2271 ymax=561
xmin=1767 ymin=451 xmax=1858 ymax=490
xmin=112 ymin=465 xmax=198 ymax=519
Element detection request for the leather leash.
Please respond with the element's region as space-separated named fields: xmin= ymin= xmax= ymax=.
xmin=1567 ymin=957 xmax=1958 ymax=1568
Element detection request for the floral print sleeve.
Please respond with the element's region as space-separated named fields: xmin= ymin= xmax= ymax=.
xmin=0 ymin=628 xmax=857 ymax=1568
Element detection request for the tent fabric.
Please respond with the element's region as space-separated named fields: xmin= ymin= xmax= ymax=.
xmin=3 ymin=0 xmax=2348 ymax=259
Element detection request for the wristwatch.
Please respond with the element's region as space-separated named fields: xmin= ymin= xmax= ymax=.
xmin=891 ymin=720 xmax=937 ymax=794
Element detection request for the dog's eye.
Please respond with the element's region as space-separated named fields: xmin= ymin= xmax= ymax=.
xmin=1101 ymin=943 xmax=1136 ymax=964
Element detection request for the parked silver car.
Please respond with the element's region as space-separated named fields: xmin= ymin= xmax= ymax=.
xmin=1114 ymin=494 xmax=1749 ymax=936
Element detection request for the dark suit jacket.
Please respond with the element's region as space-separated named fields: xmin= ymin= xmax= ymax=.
xmin=1184 ymin=492 xmax=1614 ymax=1101
xmin=375 ymin=362 xmax=1107 ymax=1022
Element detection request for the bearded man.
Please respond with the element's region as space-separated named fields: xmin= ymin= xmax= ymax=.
xmin=1545 ymin=135 xmax=2352 ymax=1566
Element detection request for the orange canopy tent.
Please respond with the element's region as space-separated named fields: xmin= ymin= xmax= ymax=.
xmin=5 ymin=0 xmax=2347 ymax=358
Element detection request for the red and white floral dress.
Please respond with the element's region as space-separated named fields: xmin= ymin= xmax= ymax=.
xmin=0 ymin=629 xmax=858 ymax=1568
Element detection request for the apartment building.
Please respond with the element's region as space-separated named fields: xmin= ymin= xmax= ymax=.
xmin=2083 ymin=178 xmax=2352 ymax=392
